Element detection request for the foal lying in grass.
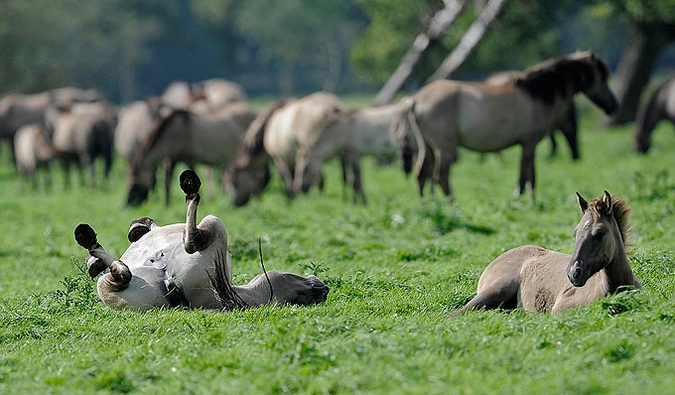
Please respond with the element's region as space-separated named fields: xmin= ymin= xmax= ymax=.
xmin=450 ymin=191 xmax=641 ymax=317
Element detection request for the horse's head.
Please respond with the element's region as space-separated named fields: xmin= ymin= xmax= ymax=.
xmin=568 ymin=191 xmax=628 ymax=287
xmin=126 ymin=159 xmax=156 ymax=206
xmin=226 ymin=152 xmax=271 ymax=207
xmin=578 ymin=52 xmax=618 ymax=115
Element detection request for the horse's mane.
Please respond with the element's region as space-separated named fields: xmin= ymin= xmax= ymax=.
xmin=588 ymin=196 xmax=632 ymax=247
xmin=515 ymin=52 xmax=609 ymax=105
xmin=131 ymin=109 xmax=191 ymax=169
xmin=239 ymin=99 xmax=291 ymax=156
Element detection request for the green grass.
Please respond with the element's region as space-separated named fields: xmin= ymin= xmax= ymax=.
xmin=2 ymin=108 xmax=675 ymax=394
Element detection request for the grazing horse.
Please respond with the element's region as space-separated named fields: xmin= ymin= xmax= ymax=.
xmin=126 ymin=102 xmax=256 ymax=206
xmin=396 ymin=51 xmax=618 ymax=197
xmin=13 ymin=124 xmax=60 ymax=189
xmin=634 ymin=76 xmax=675 ymax=153
xmin=0 ymin=87 xmax=101 ymax=166
xmin=312 ymin=101 xmax=414 ymax=203
xmin=450 ymin=191 xmax=640 ymax=317
xmin=486 ymin=71 xmax=580 ymax=160
xmin=44 ymin=100 xmax=117 ymax=187
xmin=75 ymin=170 xmax=329 ymax=311
xmin=227 ymin=92 xmax=346 ymax=206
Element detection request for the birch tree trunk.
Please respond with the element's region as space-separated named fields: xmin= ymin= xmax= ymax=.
xmin=374 ymin=0 xmax=466 ymax=105
xmin=427 ymin=0 xmax=508 ymax=82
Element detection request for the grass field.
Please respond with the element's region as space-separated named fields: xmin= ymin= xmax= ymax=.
xmin=1 ymin=104 xmax=675 ymax=394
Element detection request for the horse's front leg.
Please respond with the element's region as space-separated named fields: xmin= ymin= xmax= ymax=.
xmin=74 ymin=223 xmax=131 ymax=289
xmin=272 ymin=156 xmax=296 ymax=198
xmin=518 ymin=143 xmax=536 ymax=195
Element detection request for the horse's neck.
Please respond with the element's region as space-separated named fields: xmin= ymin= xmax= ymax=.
xmin=604 ymin=244 xmax=639 ymax=292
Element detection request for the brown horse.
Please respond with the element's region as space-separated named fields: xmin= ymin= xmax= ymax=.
xmin=396 ymin=51 xmax=618 ymax=197
xmin=486 ymin=71 xmax=580 ymax=160
xmin=126 ymin=102 xmax=255 ymax=206
xmin=450 ymin=191 xmax=641 ymax=317
xmin=635 ymin=76 xmax=675 ymax=153
xmin=76 ymin=169 xmax=329 ymax=311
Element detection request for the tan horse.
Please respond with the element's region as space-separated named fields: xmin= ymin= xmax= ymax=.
xmin=126 ymin=102 xmax=256 ymax=206
xmin=44 ymin=100 xmax=117 ymax=188
xmin=635 ymin=76 xmax=675 ymax=153
xmin=396 ymin=51 xmax=618 ymax=197
xmin=450 ymin=191 xmax=641 ymax=317
xmin=13 ymin=124 xmax=60 ymax=189
xmin=486 ymin=71 xmax=580 ymax=160
xmin=75 ymin=170 xmax=329 ymax=311
xmin=227 ymin=92 xmax=345 ymax=206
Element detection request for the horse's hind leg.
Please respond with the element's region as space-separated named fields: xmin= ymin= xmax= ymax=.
xmin=448 ymin=284 xmax=518 ymax=318
xmin=234 ymin=271 xmax=329 ymax=307
xmin=74 ymin=223 xmax=132 ymax=287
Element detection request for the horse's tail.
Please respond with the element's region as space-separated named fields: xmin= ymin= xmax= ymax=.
xmin=393 ymin=97 xmax=427 ymax=181
xmin=91 ymin=119 xmax=114 ymax=178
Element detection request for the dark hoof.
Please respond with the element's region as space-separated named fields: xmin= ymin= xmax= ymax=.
xmin=74 ymin=223 xmax=98 ymax=250
xmin=86 ymin=254 xmax=107 ymax=278
xmin=292 ymin=275 xmax=329 ymax=306
xmin=180 ymin=170 xmax=201 ymax=196
xmin=128 ymin=217 xmax=157 ymax=242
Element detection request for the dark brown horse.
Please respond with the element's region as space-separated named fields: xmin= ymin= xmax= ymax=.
xmin=635 ymin=76 xmax=675 ymax=153
xmin=450 ymin=191 xmax=640 ymax=317
xmin=396 ymin=51 xmax=618 ymax=197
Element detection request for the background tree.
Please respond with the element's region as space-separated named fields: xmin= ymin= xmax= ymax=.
xmin=606 ymin=0 xmax=675 ymax=126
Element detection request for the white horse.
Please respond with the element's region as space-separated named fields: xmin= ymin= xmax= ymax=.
xmin=75 ymin=169 xmax=329 ymax=311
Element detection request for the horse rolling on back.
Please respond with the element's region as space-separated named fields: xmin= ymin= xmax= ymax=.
xmin=634 ymin=76 xmax=675 ymax=153
xmin=450 ymin=191 xmax=641 ymax=317
xmin=397 ymin=51 xmax=618 ymax=197
xmin=76 ymin=169 xmax=329 ymax=311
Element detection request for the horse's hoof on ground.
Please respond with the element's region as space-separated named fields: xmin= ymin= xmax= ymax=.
xmin=180 ymin=170 xmax=201 ymax=196
xmin=74 ymin=223 xmax=98 ymax=249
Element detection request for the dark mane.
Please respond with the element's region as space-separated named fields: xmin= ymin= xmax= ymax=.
xmin=588 ymin=196 xmax=632 ymax=247
xmin=131 ymin=109 xmax=191 ymax=169
xmin=515 ymin=52 xmax=609 ymax=105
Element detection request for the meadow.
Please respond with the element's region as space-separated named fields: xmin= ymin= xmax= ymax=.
xmin=1 ymin=103 xmax=675 ymax=394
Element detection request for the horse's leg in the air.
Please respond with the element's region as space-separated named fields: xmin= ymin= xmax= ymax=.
xmin=74 ymin=223 xmax=132 ymax=288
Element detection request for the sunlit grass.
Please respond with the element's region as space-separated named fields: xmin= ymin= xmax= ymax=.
xmin=1 ymin=112 xmax=675 ymax=393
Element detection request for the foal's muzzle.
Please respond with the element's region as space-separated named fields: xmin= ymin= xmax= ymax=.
xmin=567 ymin=260 xmax=589 ymax=287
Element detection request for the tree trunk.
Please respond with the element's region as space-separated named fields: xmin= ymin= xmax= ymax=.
xmin=375 ymin=0 xmax=466 ymax=105
xmin=427 ymin=0 xmax=508 ymax=82
xmin=606 ymin=20 xmax=672 ymax=126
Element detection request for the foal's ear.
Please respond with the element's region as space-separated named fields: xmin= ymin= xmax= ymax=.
xmin=602 ymin=190 xmax=613 ymax=215
xmin=576 ymin=192 xmax=588 ymax=214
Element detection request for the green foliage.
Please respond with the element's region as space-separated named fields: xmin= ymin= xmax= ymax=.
xmin=2 ymin=102 xmax=675 ymax=392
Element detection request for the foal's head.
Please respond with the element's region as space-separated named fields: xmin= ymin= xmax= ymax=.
xmin=568 ymin=191 xmax=631 ymax=286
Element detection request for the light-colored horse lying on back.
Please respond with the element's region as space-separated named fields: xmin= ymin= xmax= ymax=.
xmin=75 ymin=170 xmax=329 ymax=311
xmin=450 ymin=191 xmax=641 ymax=317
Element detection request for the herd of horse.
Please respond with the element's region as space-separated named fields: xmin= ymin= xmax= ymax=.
xmin=1 ymin=50 xmax=669 ymax=315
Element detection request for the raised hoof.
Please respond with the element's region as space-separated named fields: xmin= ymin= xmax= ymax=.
xmin=74 ymin=223 xmax=98 ymax=250
xmin=128 ymin=217 xmax=156 ymax=242
xmin=180 ymin=169 xmax=201 ymax=197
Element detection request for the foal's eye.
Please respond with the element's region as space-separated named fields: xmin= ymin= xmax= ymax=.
xmin=592 ymin=228 xmax=605 ymax=239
